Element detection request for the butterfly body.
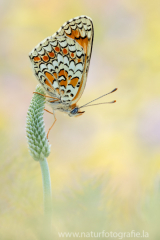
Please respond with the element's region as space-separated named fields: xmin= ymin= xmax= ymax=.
xmin=29 ymin=16 xmax=94 ymax=117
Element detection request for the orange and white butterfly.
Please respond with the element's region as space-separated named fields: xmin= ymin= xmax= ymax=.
xmin=29 ymin=16 xmax=117 ymax=131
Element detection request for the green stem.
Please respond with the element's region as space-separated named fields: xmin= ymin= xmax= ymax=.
xmin=39 ymin=158 xmax=52 ymax=228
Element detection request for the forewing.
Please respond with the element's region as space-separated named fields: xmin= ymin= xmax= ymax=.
xmin=29 ymin=35 xmax=85 ymax=103
xmin=55 ymin=15 xmax=94 ymax=104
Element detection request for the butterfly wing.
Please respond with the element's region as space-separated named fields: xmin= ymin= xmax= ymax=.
xmin=29 ymin=15 xmax=93 ymax=105
xmin=55 ymin=15 xmax=94 ymax=105
xmin=29 ymin=35 xmax=85 ymax=103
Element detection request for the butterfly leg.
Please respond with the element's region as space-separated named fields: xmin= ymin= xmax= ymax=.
xmin=33 ymin=91 xmax=59 ymax=101
xmin=47 ymin=112 xmax=57 ymax=139
xmin=44 ymin=109 xmax=53 ymax=114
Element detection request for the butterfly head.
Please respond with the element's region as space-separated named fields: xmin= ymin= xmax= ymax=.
xmin=68 ymin=107 xmax=85 ymax=117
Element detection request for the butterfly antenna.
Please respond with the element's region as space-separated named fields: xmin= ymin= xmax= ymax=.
xmin=81 ymin=100 xmax=116 ymax=108
xmin=79 ymin=88 xmax=117 ymax=109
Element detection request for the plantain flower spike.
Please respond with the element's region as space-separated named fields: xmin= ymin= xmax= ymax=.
xmin=26 ymin=84 xmax=50 ymax=161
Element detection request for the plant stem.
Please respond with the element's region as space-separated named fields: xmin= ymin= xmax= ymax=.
xmin=26 ymin=85 xmax=52 ymax=237
xmin=39 ymin=158 xmax=52 ymax=228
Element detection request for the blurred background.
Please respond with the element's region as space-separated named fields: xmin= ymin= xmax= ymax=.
xmin=1 ymin=0 xmax=160 ymax=239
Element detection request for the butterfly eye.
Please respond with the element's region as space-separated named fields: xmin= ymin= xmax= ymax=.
xmin=71 ymin=107 xmax=78 ymax=114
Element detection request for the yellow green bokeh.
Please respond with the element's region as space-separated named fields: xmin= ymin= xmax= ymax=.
xmin=1 ymin=0 xmax=160 ymax=239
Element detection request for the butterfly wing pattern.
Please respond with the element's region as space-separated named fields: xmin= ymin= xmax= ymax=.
xmin=29 ymin=15 xmax=94 ymax=116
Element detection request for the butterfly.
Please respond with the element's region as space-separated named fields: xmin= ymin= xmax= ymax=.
xmin=29 ymin=16 xmax=117 ymax=136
